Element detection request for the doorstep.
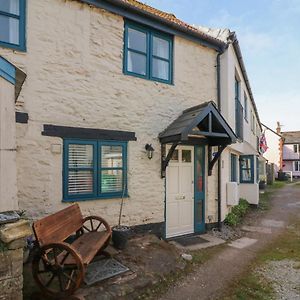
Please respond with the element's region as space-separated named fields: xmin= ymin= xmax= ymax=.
xmin=169 ymin=233 xmax=226 ymax=251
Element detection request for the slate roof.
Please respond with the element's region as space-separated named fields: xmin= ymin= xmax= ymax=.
xmin=118 ymin=0 xmax=224 ymax=44
xmin=282 ymin=131 xmax=300 ymax=144
xmin=159 ymin=101 xmax=236 ymax=145
xmin=79 ymin=0 xmax=226 ymax=50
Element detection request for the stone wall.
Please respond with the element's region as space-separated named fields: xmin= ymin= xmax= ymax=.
xmin=0 ymin=0 xmax=219 ymax=226
xmin=0 ymin=248 xmax=23 ymax=300
xmin=0 ymin=220 xmax=32 ymax=300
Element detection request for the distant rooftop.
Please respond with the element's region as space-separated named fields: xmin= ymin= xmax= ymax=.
xmin=282 ymin=131 xmax=300 ymax=144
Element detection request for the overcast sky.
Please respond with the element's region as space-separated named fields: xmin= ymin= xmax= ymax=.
xmin=145 ymin=0 xmax=300 ymax=131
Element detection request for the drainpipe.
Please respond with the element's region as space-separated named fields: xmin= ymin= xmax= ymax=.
xmin=217 ymin=52 xmax=222 ymax=230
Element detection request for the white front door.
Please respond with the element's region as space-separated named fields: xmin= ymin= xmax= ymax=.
xmin=166 ymin=145 xmax=194 ymax=238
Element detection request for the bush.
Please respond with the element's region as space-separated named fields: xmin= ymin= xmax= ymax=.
xmin=225 ymin=198 xmax=250 ymax=226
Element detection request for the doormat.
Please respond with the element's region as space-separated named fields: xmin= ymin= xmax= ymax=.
xmin=84 ymin=258 xmax=130 ymax=285
xmin=172 ymin=235 xmax=209 ymax=247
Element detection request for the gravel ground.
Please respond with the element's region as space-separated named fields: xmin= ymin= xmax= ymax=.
xmin=211 ymin=225 xmax=243 ymax=241
xmin=258 ymin=259 xmax=300 ymax=300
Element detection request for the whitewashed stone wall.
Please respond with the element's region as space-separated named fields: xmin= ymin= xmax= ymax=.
xmin=0 ymin=0 xmax=218 ymax=227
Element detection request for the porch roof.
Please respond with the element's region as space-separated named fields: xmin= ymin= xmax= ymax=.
xmin=159 ymin=101 xmax=237 ymax=146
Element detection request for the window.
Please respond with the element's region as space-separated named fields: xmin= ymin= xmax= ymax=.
xmin=124 ymin=21 xmax=173 ymax=84
xmin=0 ymin=0 xmax=26 ymax=51
xmin=235 ymin=76 xmax=243 ymax=140
xmin=293 ymin=144 xmax=299 ymax=153
xmin=256 ymin=156 xmax=259 ymax=183
xmin=231 ymin=154 xmax=237 ymax=182
xmin=240 ymin=155 xmax=254 ymax=183
xmin=294 ymin=161 xmax=300 ymax=172
xmin=63 ymin=140 xmax=127 ymax=201
xmin=244 ymin=92 xmax=248 ymax=121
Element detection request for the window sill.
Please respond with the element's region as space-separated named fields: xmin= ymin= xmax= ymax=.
xmin=0 ymin=41 xmax=26 ymax=52
xmin=62 ymin=194 xmax=129 ymax=202
xmin=123 ymin=70 xmax=174 ymax=85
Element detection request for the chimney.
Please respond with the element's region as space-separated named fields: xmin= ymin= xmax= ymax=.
xmin=276 ymin=121 xmax=281 ymax=134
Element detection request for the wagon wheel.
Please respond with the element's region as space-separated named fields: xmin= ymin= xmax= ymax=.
xmin=32 ymin=243 xmax=85 ymax=298
xmin=81 ymin=216 xmax=110 ymax=234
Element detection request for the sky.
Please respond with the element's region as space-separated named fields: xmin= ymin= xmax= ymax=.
xmin=145 ymin=0 xmax=300 ymax=131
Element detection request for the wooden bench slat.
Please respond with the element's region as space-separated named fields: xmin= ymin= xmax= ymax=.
xmin=33 ymin=204 xmax=83 ymax=246
xmin=61 ymin=231 xmax=110 ymax=265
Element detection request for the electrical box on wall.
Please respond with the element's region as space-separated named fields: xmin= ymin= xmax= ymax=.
xmin=226 ymin=182 xmax=238 ymax=205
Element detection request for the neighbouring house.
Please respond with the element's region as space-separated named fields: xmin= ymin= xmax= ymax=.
xmin=281 ymin=130 xmax=300 ymax=178
xmin=0 ymin=0 xmax=262 ymax=239
xmin=197 ymin=27 xmax=263 ymax=213
xmin=262 ymin=122 xmax=282 ymax=180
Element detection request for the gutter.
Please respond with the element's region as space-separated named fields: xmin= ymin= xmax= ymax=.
xmin=216 ymin=52 xmax=222 ymax=230
xmin=229 ymin=33 xmax=262 ymax=130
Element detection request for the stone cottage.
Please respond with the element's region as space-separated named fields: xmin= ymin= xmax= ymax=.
xmin=0 ymin=0 xmax=263 ymax=239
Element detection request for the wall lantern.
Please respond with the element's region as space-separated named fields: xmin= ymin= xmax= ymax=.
xmin=145 ymin=144 xmax=155 ymax=159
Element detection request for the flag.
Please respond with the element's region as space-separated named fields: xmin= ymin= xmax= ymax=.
xmin=259 ymin=133 xmax=268 ymax=154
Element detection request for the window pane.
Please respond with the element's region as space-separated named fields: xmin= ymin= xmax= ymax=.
xmin=0 ymin=0 xmax=19 ymax=15
xmin=128 ymin=28 xmax=146 ymax=52
xmin=0 ymin=15 xmax=19 ymax=44
xmin=101 ymin=170 xmax=123 ymax=193
xmin=242 ymin=169 xmax=251 ymax=181
xmin=68 ymin=144 xmax=93 ymax=168
xmin=152 ymin=58 xmax=169 ymax=80
xmin=127 ymin=51 xmax=146 ymax=75
xmin=171 ymin=149 xmax=178 ymax=161
xmin=101 ymin=146 xmax=123 ymax=168
xmin=182 ymin=150 xmax=191 ymax=163
xmin=68 ymin=170 xmax=93 ymax=195
xmin=294 ymin=145 xmax=298 ymax=153
xmin=153 ymin=36 xmax=169 ymax=59
xmin=241 ymin=157 xmax=251 ymax=169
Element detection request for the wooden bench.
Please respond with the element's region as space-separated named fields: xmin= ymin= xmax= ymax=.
xmin=32 ymin=204 xmax=112 ymax=298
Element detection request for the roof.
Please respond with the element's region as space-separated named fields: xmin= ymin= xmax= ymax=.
xmin=81 ymin=0 xmax=226 ymax=51
xmin=159 ymin=101 xmax=236 ymax=146
xmin=282 ymin=131 xmax=300 ymax=144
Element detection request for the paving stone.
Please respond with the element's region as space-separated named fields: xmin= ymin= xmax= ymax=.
xmin=241 ymin=225 xmax=272 ymax=234
xmin=228 ymin=237 xmax=257 ymax=249
xmin=261 ymin=219 xmax=285 ymax=228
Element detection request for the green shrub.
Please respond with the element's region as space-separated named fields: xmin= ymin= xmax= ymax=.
xmin=224 ymin=198 xmax=250 ymax=226
xmin=224 ymin=212 xmax=239 ymax=226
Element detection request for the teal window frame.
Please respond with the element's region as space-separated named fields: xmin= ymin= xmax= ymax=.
xmin=0 ymin=0 xmax=26 ymax=51
xmin=256 ymin=156 xmax=259 ymax=183
xmin=230 ymin=154 xmax=237 ymax=182
xmin=240 ymin=155 xmax=254 ymax=184
xmin=244 ymin=92 xmax=248 ymax=122
xmin=63 ymin=139 xmax=128 ymax=202
xmin=123 ymin=20 xmax=173 ymax=84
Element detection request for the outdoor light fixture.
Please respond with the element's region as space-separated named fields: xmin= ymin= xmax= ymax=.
xmin=145 ymin=144 xmax=154 ymax=159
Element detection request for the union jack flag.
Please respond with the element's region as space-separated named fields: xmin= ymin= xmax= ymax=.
xmin=259 ymin=133 xmax=268 ymax=154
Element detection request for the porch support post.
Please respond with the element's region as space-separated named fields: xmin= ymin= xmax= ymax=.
xmin=161 ymin=141 xmax=179 ymax=178
xmin=208 ymin=144 xmax=226 ymax=176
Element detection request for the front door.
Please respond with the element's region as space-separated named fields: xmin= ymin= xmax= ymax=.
xmin=166 ymin=145 xmax=194 ymax=238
